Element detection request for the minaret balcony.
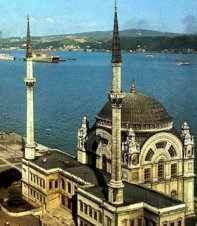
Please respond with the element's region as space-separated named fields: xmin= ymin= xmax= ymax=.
xmin=108 ymin=91 xmax=125 ymax=107
xmin=24 ymin=78 xmax=36 ymax=87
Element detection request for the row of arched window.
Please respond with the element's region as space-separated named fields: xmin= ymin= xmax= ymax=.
xmin=144 ymin=162 xmax=177 ymax=182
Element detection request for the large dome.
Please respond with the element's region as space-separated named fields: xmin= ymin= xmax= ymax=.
xmin=96 ymin=86 xmax=173 ymax=132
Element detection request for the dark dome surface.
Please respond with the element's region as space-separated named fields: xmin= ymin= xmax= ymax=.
xmin=96 ymin=91 xmax=172 ymax=131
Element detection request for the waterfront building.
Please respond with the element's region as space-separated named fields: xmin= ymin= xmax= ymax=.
xmin=21 ymin=3 xmax=195 ymax=226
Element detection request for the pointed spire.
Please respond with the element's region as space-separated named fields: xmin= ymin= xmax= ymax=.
xmin=112 ymin=0 xmax=121 ymax=63
xmin=26 ymin=16 xmax=32 ymax=58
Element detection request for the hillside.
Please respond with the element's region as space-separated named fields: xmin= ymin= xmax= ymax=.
xmin=71 ymin=29 xmax=181 ymax=41
xmin=0 ymin=29 xmax=196 ymax=52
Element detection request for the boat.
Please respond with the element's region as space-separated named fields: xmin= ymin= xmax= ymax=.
xmin=176 ymin=60 xmax=190 ymax=66
xmin=145 ymin=54 xmax=154 ymax=58
xmin=0 ymin=54 xmax=15 ymax=61
xmin=25 ymin=51 xmax=60 ymax=63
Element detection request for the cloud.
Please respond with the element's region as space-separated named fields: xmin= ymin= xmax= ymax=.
xmin=123 ymin=18 xmax=150 ymax=30
xmin=45 ymin=17 xmax=55 ymax=24
xmin=182 ymin=15 xmax=197 ymax=34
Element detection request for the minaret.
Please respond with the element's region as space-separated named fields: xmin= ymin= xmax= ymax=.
xmin=108 ymin=0 xmax=124 ymax=205
xmin=24 ymin=16 xmax=36 ymax=160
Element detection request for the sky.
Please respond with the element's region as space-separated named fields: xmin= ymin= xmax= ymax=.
xmin=0 ymin=0 xmax=197 ymax=37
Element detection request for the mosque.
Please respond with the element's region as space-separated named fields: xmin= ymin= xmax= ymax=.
xmin=21 ymin=2 xmax=196 ymax=226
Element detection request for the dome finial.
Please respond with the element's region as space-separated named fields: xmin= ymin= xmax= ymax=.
xmin=130 ymin=80 xmax=136 ymax=93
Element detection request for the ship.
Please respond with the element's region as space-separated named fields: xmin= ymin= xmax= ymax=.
xmin=25 ymin=51 xmax=60 ymax=63
xmin=0 ymin=54 xmax=15 ymax=61
xmin=176 ymin=60 xmax=191 ymax=66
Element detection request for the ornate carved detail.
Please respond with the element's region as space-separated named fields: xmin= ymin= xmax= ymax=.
xmin=122 ymin=128 xmax=140 ymax=167
xmin=24 ymin=78 xmax=36 ymax=87
xmin=181 ymin=121 xmax=194 ymax=158
xmin=77 ymin=116 xmax=89 ymax=151
xmin=108 ymin=91 xmax=125 ymax=108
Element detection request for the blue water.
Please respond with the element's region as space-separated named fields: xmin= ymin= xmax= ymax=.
xmin=0 ymin=51 xmax=197 ymax=155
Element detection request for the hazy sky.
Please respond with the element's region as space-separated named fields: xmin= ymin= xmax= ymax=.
xmin=1 ymin=0 xmax=197 ymax=37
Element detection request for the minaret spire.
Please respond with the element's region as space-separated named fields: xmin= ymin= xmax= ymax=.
xmin=26 ymin=16 xmax=32 ymax=58
xmin=24 ymin=16 xmax=36 ymax=160
xmin=112 ymin=0 xmax=121 ymax=64
xmin=108 ymin=0 xmax=124 ymax=205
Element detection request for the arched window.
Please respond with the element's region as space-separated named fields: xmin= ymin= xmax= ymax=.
xmin=156 ymin=141 xmax=167 ymax=149
xmin=68 ymin=182 xmax=71 ymax=193
xmin=144 ymin=168 xmax=151 ymax=182
xmin=158 ymin=160 xmax=165 ymax=180
xmin=171 ymin=163 xmax=177 ymax=178
xmin=168 ymin=145 xmax=177 ymax=157
xmin=145 ymin=149 xmax=154 ymax=161
xmin=61 ymin=179 xmax=65 ymax=190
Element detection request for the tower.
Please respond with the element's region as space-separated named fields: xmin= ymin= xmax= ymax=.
xmin=24 ymin=16 xmax=36 ymax=160
xmin=77 ymin=115 xmax=89 ymax=164
xmin=181 ymin=122 xmax=195 ymax=215
xmin=108 ymin=0 xmax=125 ymax=205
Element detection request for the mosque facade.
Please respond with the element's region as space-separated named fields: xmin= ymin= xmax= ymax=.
xmin=21 ymin=3 xmax=196 ymax=226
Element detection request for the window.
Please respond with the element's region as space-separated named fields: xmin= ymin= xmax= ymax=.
xmin=168 ymin=145 xmax=177 ymax=157
xmin=106 ymin=216 xmax=112 ymax=226
xmin=89 ymin=206 xmax=92 ymax=217
xmin=171 ymin=163 xmax=177 ymax=178
xmin=49 ymin=181 xmax=52 ymax=189
xmin=61 ymin=179 xmax=65 ymax=190
xmin=94 ymin=211 xmax=97 ymax=221
xmin=145 ymin=149 xmax=154 ymax=161
xmin=79 ymin=200 xmax=83 ymax=212
xmin=36 ymin=176 xmax=38 ymax=185
xmin=144 ymin=168 xmax=151 ymax=182
xmin=99 ymin=211 xmax=102 ymax=223
xmin=131 ymin=172 xmax=139 ymax=181
xmin=43 ymin=180 xmax=45 ymax=189
xmin=68 ymin=198 xmax=72 ymax=210
xmin=158 ymin=160 xmax=164 ymax=179
xmin=33 ymin=175 xmax=35 ymax=183
xmin=122 ymin=219 xmax=128 ymax=226
xmin=156 ymin=141 xmax=167 ymax=149
xmin=68 ymin=182 xmax=71 ymax=193
xmin=40 ymin=179 xmax=42 ymax=187
xmin=138 ymin=218 xmax=142 ymax=226
xmin=129 ymin=219 xmax=134 ymax=226
xmin=55 ymin=180 xmax=58 ymax=188
xmin=84 ymin=203 xmax=88 ymax=214
xmin=79 ymin=219 xmax=83 ymax=226
xmin=61 ymin=195 xmax=65 ymax=206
